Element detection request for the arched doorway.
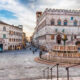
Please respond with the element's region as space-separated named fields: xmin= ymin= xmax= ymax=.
xmin=13 ymin=45 xmax=15 ymax=50
xmin=56 ymin=34 xmax=62 ymax=44
xmin=75 ymin=41 xmax=80 ymax=52
xmin=0 ymin=44 xmax=3 ymax=52
xmin=9 ymin=45 xmax=12 ymax=50
xmin=75 ymin=41 xmax=80 ymax=45
xmin=15 ymin=45 xmax=17 ymax=50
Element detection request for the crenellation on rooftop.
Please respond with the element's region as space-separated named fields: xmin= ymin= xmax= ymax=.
xmin=45 ymin=8 xmax=80 ymax=15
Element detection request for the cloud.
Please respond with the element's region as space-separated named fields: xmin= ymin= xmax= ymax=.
xmin=35 ymin=0 xmax=80 ymax=10
xmin=0 ymin=0 xmax=80 ymax=37
xmin=0 ymin=0 xmax=36 ymax=37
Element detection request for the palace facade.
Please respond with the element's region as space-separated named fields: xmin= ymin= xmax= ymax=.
xmin=0 ymin=21 xmax=23 ymax=51
xmin=32 ymin=8 xmax=80 ymax=50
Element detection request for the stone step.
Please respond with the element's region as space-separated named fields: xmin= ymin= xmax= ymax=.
xmin=37 ymin=77 xmax=80 ymax=80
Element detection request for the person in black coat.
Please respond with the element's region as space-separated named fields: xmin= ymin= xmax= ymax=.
xmin=30 ymin=47 xmax=31 ymax=50
xmin=33 ymin=50 xmax=35 ymax=54
xmin=39 ymin=51 xmax=42 ymax=58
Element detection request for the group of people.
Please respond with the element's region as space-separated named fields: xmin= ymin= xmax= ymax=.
xmin=29 ymin=47 xmax=38 ymax=54
xmin=29 ymin=46 xmax=43 ymax=58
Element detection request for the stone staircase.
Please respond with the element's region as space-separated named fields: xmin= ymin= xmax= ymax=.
xmin=37 ymin=77 xmax=80 ymax=80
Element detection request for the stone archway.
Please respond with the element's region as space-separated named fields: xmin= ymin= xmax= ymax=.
xmin=75 ymin=41 xmax=80 ymax=47
xmin=0 ymin=44 xmax=3 ymax=51
xmin=15 ymin=45 xmax=17 ymax=50
xmin=56 ymin=34 xmax=62 ymax=44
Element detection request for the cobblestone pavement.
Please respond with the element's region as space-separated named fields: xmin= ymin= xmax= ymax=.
xmin=0 ymin=48 xmax=80 ymax=80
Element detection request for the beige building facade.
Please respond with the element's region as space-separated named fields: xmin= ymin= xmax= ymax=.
xmin=22 ymin=32 xmax=26 ymax=49
xmin=0 ymin=21 xmax=23 ymax=51
xmin=33 ymin=9 xmax=80 ymax=50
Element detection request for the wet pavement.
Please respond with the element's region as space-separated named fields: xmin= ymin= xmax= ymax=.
xmin=0 ymin=48 xmax=80 ymax=80
xmin=0 ymin=48 xmax=47 ymax=80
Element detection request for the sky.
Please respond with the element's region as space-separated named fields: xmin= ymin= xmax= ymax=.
xmin=0 ymin=0 xmax=80 ymax=37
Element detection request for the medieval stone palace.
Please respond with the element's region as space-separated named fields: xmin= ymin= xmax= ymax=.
xmin=32 ymin=8 xmax=80 ymax=50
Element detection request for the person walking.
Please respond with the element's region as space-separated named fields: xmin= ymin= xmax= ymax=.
xmin=39 ymin=50 xmax=42 ymax=58
xmin=33 ymin=50 xmax=35 ymax=54
xmin=30 ymin=47 xmax=31 ymax=50
xmin=35 ymin=48 xmax=37 ymax=52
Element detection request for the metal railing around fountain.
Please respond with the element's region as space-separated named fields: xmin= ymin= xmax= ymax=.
xmin=66 ymin=63 xmax=80 ymax=80
xmin=43 ymin=67 xmax=49 ymax=79
xmin=42 ymin=63 xmax=80 ymax=80
xmin=42 ymin=64 xmax=59 ymax=80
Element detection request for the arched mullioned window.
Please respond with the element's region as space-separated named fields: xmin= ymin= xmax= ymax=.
xmin=57 ymin=19 xmax=61 ymax=25
xmin=64 ymin=20 xmax=68 ymax=26
xmin=74 ymin=20 xmax=77 ymax=26
xmin=3 ymin=26 xmax=6 ymax=31
xmin=51 ymin=19 xmax=55 ymax=25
